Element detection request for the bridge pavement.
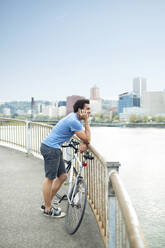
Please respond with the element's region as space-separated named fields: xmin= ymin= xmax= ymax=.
xmin=0 ymin=146 xmax=104 ymax=248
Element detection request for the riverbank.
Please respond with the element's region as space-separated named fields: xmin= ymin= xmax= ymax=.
xmin=3 ymin=117 xmax=164 ymax=128
xmin=90 ymin=122 xmax=165 ymax=128
xmin=32 ymin=120 xmax=165 ymax=128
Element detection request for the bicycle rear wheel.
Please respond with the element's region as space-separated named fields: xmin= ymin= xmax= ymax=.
xmin=65 ymin=178 xmax=87 ymax=234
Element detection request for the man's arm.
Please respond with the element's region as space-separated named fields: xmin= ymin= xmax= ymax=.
xmin=75 ymin=119 xmax=91 ymax=144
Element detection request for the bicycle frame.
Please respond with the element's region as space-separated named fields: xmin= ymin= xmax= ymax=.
xmin=67 ymin=152 xmax=83 ymax=205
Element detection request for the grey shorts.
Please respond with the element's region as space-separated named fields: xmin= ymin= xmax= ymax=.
xmin=40 ymin=143 xmax=66 ymax=179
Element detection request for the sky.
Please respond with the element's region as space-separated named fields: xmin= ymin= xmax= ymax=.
xmin=0 ymin=0 xmax=165 ymax=102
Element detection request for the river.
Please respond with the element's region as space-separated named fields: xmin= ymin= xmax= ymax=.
xmin=91 ymin=127 xmax=165 ymax=248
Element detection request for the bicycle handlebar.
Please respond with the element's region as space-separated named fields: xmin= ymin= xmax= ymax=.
xmin=62 ymin=139 xmax=79 ymax=149
xmin=62 ymin=139 xmax=94 ymax=160
xmin=71 ymin=139 xmax=80 ymax=146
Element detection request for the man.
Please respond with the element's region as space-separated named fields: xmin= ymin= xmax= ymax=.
xmin=40 ymin=99 xmax=91 ymax=217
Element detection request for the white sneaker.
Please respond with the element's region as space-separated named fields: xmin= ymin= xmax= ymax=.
xmin=43 ymin=207 xmax=66 ymax=218
xmin=40 ymin=203 xmax=61 ymax=212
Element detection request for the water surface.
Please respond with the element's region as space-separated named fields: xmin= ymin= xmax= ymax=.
xmin=91 ymin=127 xmax=165 ymax=248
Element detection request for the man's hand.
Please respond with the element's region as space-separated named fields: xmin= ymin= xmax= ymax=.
xmin=78 ymin=109 xmax=89 ymax=121
xmin=75 ymin=106 xmax=91 ymax=144
xmin=78 ymin=143 xmax=87 ymax=153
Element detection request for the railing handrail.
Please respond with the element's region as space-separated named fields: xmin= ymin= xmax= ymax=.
xmin=30 ymin=121 xmax=53 ymax=128
xmin=109 ymin=171 xmax=148 ymax=248
xmin=0 ymin=117 xmax=26 ymax=123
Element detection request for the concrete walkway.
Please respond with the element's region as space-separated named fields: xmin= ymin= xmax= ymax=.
xmin=0 ymin=146 xmax=104 ymax=248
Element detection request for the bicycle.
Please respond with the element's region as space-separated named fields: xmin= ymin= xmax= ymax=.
xmin=55 ymin=139 xmax=94 ymax=234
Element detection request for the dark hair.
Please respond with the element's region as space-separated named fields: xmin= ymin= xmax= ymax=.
xmin=73 ymin=99 xmax=90 ymax=113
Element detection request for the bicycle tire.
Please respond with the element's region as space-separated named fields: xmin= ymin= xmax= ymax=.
xmin=55 ymin=161 xmax=77 ymax=200
xmin=65 ymin=178 xmax=87 ymax=234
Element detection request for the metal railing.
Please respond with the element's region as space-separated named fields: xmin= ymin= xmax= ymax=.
xmin=0 ymin=118 xmax=27 ymax=151
xmin=108 ymin=171 xmax=148 ymax=248
xmin=0 ymin=118 xmax=148 ymax=248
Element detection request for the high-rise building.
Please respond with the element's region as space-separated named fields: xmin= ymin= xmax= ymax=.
xmin=90 ymin=85 xmax=100 ymax=100
xmin=118 ymin=92 xmax=140 ymax=114
xmin=133 ymin=77 xmax=147 ymax=97
xmin=37 ymin=102 xmax=58 ymax=118
xmin=58 ymin=106 xmax=66 ymax=117
xmin=90 ymin=85 xmax=102 ymax=114
xmin=66 ymin=95 xmax=85 ymax=115
xmin=141 ymin=91 xmax=165 ymax=116
xmin=58 ymin=101 xmax=66 ymax=107
xmin=102 ymin=99 xmax=118 ymax=110
xmin=37 ymin=103 xmax=44 ymax=114
xmin=90 ymin=99 xmax=102 ymax=115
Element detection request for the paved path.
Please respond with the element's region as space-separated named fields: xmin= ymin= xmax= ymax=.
xmin=0 ymin=146 xmax=104 ymax=248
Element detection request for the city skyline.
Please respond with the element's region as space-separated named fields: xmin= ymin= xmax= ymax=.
xmin=1 ymin=0 xmax=165 ymax=101
xmin=1 ymin=77 xmax=164 ymax=103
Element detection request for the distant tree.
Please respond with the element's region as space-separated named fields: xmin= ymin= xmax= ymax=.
xmin=93 ymin=113 xmax=101 ymax=122
xmin=129 ymin=114 xmax=138 ymax=123
xmin=35 ymin=115 xmax=49 ymax=121
xmin=11 ymin=113 xmax=19 ymax=118
xmin=141 ymin=115 xmax=149 ymax=123
xmin=102 ymin=114 xmax=111 ymax=122
xmin=151 ymin=116 xmax=156 ymax=122
xmin=112 ymin=115 xmax=119 ymax=122
xmin=16 ymin=116 xmax=26 ymax=120
xmin=58 ymin=115 xmax=65 ymax=120
xmin=112 ymin=112 xmax=118 ymax=119
xmin=25 ymin=114 xmax=32 ymax=120
xmin=156 ymin=116 xmax=165 ymax=122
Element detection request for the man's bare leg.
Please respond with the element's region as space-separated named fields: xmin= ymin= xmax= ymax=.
xmin=42 ymin=178 xmax=54 ymax=212
xmin=50 ymin=173 xmax=67 ymax=201
xmin=42 ymin=174 xmax=67 ymax=213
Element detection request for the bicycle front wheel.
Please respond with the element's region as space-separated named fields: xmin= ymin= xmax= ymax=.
xmin=65 ymin=178 xmax=87 ymax=234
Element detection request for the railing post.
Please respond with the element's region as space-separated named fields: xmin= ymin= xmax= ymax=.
xmin=26 ymin=121 xmax=31 ymax=155
xmin=106 ymin=162 xmax=121 ymax=248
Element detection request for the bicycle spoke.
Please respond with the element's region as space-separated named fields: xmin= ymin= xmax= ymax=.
xmin=65 ymin=178 xmax=87 ymax=234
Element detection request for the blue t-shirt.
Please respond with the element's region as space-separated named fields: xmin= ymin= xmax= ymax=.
xmin=42 ymin=112 xmax=83 ymax=148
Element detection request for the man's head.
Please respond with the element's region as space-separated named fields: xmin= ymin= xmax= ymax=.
xmin=73 ymin=99 xmax=90 ymax=116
